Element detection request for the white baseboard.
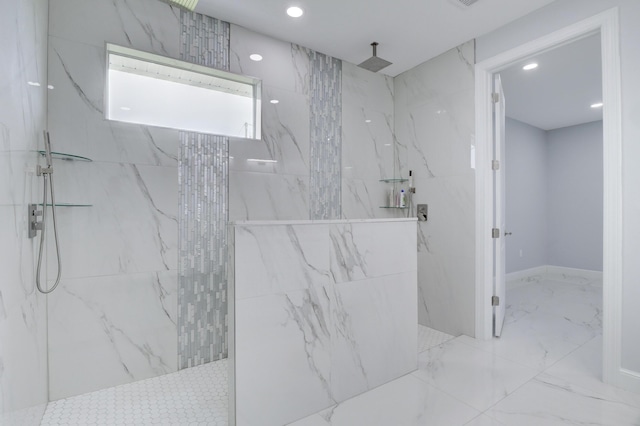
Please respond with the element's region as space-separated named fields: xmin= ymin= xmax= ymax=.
xmin=506 ymin=265 xmax=603 ymax=291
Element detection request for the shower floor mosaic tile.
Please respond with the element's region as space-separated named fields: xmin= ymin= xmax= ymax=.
xmin=418 ymin=324 xmax=455 ymax=352
xmin=40 ymin=359 xmax=228 ymax=426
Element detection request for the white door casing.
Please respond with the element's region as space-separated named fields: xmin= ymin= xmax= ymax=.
xmin=475 ymin=8 xmax=628 ymax=390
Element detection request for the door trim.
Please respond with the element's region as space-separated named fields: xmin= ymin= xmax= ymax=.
xmin=474 ymin=8 xmax=624 ymax=388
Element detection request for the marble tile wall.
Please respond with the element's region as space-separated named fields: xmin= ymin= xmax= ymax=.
xmin=230 ymin=219 xmax=417 ymax=426
xmin=394 ymin=41 xmax=476 ymax=337
xmin=341 ymin=62 xmax=398 ymax=219
xmin=0 ymin=0 xmax=49 ymax=424
xmin=46 ymin=0 xmax=181 ymax=400
xmin=229 ymin=25 xmax=311 ymax=221
xmin=229 ymin=24 xmax=395 ymax=222
xmin=177 ymin=12 xmax=230 ymax=369
xmin=43 ymin=0 xmax=395 ymax=401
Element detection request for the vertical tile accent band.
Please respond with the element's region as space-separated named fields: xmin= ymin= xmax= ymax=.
xmin=309 ymin=51 xmax=342 ymax=220
xmin=178 ymin=10 xmax=230 ymax=369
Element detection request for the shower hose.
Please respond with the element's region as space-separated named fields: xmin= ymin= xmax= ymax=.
xmin=35 ymin=131 xmax=62 ymax=294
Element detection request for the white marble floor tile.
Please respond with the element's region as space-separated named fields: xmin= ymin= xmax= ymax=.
xmin=503 ymin=280 xmax=602 ymax=348
xmin=418 ymin=324 xmax=455 ymax=353
xmin=487 ymin=373 xmax=640 ymax=426
xmin=288 ymin=374 xmax=480 ymax=426
xmin=545 ymin=336 xmax=640 ymax=409
xmin=456 ymin=332 xmax=580 ymax=372
xmin=40 ymin=359 xmax=227 ymax=426
xmin=412 ymin=338 xmax=539 ymax=411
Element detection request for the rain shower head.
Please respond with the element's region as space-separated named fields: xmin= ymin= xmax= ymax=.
xmin=161 ymin=0 xmax=199 ymax=11
xmin=358 ymin=42 xmax=392 ymax=73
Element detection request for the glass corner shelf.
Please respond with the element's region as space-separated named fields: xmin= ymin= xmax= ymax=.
xmin=379 ymin=206 xmax=408 ymax=209
xmin=38 ymin=151 xmax=93 ymax=162
xmin=39 ymin=203 xmax=93 ymax=207
xmin=379 ymin=178 xmax=408 ymax=183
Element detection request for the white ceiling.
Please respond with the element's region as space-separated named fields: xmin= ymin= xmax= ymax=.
xmin=195 ymin=0 xmax=558 ymax=77
xmin=500 ymin=34 xmax=602 ymax=130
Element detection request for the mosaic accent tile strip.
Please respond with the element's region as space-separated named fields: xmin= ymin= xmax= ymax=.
xmin=309 ymin=51 xmax=342 ymax=220
xmin=178 ymin=132 xmax=229 ymax=369
xmin=178 ymin=11 xmax=230 ymax=369
xmin=180 ymin=10 xmax=230 ymax=70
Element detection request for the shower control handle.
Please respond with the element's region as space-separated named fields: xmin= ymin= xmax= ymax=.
xmin=28 ymin=203 xmax=43 ymax=239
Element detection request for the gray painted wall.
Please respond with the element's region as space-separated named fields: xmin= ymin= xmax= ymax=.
xmin=505 ymin=119 xmax=603 ymax=273
xmin=547 ymin=121 xmax=603 ymax=271
xmin=505 ymin=118 xmax=548 ymax=273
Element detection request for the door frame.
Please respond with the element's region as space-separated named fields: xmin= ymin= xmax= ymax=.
xmin=474 ymin=8 xmax=624 ymax=387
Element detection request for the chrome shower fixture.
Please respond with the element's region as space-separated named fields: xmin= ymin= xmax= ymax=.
xmin=32 ymin=131 xmax=63 ymax=294
xmin=161 ymin=0 xmax=199 ymax=11
xmin=358 ymin=42 xmax=392 ymax=73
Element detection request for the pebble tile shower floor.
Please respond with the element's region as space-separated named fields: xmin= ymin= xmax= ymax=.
xmin=40 ymin=359 xmax=228 ymax=426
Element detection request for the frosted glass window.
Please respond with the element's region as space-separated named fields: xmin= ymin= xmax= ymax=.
xmin=106 ymin=44 xmax=261 ymax=139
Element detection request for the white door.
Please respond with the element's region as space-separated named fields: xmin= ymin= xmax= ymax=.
xmin=493 ymin=74 xmax=506 ymax=337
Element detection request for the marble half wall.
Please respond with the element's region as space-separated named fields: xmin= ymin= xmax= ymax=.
xmin=394 ymin=41 xmax=476 ymax=337
xmin=230 ymin=219 xmax=417 ymax=426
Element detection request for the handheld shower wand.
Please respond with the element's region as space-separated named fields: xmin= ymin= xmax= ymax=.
xmin=34 ymin=131 xmax=62 ymax=293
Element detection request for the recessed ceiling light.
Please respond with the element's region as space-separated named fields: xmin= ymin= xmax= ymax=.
xmin=522 ymin=63 xmax=538 ymax=71
xmin=27 ymin=81 xmax=40 ymax=86
xmin=270 ymin=99 xmax=279 ymax=104
xmin=286 ymin=6 xmax=303 ymax=17
xmin=365 ymin=119 xmax=372 ymax=123
xmin=249 ymin=54 xmax=263 ymax=61
xmin=47 ymin=84 xmax=54 ymax=90
xmin=591 ymin=102 xmax=604 ymax=108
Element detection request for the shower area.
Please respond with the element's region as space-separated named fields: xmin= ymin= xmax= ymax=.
xmin=1 ymin=0 xmax=415 ymax=424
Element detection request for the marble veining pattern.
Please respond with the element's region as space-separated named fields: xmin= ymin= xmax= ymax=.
xmin=293 ymin=278 xmax=640 ymax=425
xmin=394 ymin=40 xmax=476 ymax=337
xmin=42 ymin=0 xmax=184 ymax=403
xmin=48 ymin=272 xmax=178 ymax=400
xmin=177 ymin=11 xmax=230 ymax=369
xmin=309 ymin=51 xmax=342 ymax=220
xmin=231 ymin=220 xmax=417 ymax=426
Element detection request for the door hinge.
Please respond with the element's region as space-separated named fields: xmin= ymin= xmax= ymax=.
xmin=492 ymin=160 xmax=500 ymax=170
xmin=492 ymin=92 xmax=500 ymax=103
xmin=492 ymin=228 xmax=500 ymax=238
xmin=492 ymin=295 xmax=500 ymax=306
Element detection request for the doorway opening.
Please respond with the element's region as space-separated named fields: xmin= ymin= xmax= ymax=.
xmin=474 ymin=8 xmax=623 ymax=387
